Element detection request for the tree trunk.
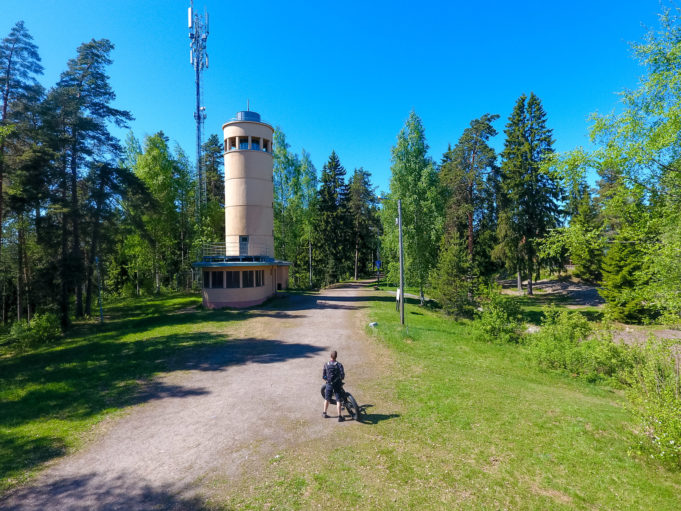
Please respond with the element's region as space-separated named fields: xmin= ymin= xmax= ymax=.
xmin=308 ymin=238 xmax=312 ymax=288
xmin=22 ymin=225 xmax=32 ymax=322
xmin=467 ymin=211 xmax=474 ymax=258
xmin=16 ymin=224 xmax=23 ymax=321
xmin=60 ymin=157 xmax=69 ymax=330
xmin=354 ymin=240 xmax=359 ymax=281
xmin=154 ymin=242 xmax=160 ymax=294
xmin=527 ymin=273 xmax=533 ymax=296
xmin=516 ymin=268 xmax=522 ymax=292
xmin=70 ymin=142 xmax=83 ymax=317
xmin=85 ymin=171 xmax=105 ymax=316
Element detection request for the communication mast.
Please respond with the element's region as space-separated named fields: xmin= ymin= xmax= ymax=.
xmin=188 ymin=1 xmax=209 ymax=210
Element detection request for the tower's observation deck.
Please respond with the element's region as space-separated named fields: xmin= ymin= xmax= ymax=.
xmin=222 ymin=111 xmax=274 ymax=258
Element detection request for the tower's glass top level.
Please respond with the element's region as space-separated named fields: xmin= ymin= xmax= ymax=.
xmin=235 ymin=110 xmax=261 ymax=122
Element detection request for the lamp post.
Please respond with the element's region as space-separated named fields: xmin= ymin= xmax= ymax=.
xmin=377 ymin=195 xmax=405 ymax=326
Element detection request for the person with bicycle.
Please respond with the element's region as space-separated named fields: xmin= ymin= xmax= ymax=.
xmin=322 ymin=350 xmax=345 ymax=422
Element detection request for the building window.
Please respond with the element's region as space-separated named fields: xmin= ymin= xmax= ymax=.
xmin=228 ymin=137 xmax=237 ymax=151
xmin=239 ymin=137 xmax=249 ymax=150
xmin=211 ymin=271 xmax=224 ymax=288
xmin=226 ymin=271 xmax=240 ymax=288
xmin=242 ymin=270 xmax=254 ymax=288
xmin=262 ymin=139 xmax=270 ymax=152
xmin=203 ymin=271 xmax=210 ymax=288
xmin=251 ymin=137 xmax=260 ymax=150
xmin=255 ymin=269 xmax=264 ymax=287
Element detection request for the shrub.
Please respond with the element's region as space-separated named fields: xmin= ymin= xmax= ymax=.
xmin=627 ymin=339 xmax=681 ymax=466
xmin=529 ymin=307 xmax=632 ymax=384
xmin=9 ymin=312 xmax=62 ymax=349
xmin=476 ymin=287 xmax=522 ymax=344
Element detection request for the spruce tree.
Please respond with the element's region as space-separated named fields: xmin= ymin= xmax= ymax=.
xmin=495 ymin=93 xmax=561 ymax=294
xmin=348 ymin=167 xmax=378 ymax=280
xmin=429 ymin=230 xmax=471 ymax=317
xmin=314 ymin=151 xmax=350 ymax=285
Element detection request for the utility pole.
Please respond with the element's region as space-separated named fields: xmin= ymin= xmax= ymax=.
xmin=398 ymin=199 xmax=405 ymax=326
xmin=189 ymin=1 xmax=209 ymax=214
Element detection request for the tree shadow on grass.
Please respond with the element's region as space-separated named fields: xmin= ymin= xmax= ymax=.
xmin=0 ymin=331 xmax=324 ymax=492
xmin=0 ymin=472 xmax=213 ymax=511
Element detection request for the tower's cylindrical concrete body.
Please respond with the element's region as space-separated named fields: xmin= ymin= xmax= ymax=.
xmin=222 ymin=111 xmax=274 ymax=257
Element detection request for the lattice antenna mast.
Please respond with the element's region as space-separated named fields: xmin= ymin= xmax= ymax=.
xmin=189 ymin=1 xmax=209 ymax=210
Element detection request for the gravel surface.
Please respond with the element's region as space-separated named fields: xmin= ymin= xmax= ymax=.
xmin=1 ymin=282 xmax=378 ymax=510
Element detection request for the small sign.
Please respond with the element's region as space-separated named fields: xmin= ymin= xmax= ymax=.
xmin=375 ymin=260 xmax=382 ymax=269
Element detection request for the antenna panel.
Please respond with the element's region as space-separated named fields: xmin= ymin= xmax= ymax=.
xmin=188 ymin=7 xmax=193 ymax=28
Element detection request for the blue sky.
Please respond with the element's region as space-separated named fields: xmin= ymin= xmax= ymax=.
xmin=2 ymin=0 xmax=662 ymax=193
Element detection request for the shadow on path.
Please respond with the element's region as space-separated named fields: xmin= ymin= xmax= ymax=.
xmin=1 ymin=333 xmax=323 ymax=492
xmin=0 ymin=473 xmax=211 ymax=511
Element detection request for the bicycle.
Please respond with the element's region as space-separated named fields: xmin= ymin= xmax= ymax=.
xmin=320 ymin=381 xmax=361 ymax=421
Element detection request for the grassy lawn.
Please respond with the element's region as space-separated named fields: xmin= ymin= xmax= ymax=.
xmin=0 ymin=293 xmax=249 ymax=493
xmin=215 ymin=294 xmax=681 ymax=510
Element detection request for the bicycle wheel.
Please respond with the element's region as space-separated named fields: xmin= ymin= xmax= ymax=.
xmin=344 ymin=393 xmax=361 ymax=421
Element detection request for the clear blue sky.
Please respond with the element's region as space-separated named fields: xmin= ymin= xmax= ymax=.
xmin=2 ymin=0 xmax=662 ymax=193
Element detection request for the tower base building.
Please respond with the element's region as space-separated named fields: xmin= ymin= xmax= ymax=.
xmin=194 ymin=110 xmax=291 ymax=308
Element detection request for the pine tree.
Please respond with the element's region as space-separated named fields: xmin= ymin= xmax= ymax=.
xmin=440 ymin=113 xmax=499 ymax=289
xmin=49 ymin=38 xmax=132 ymax=322
xmin=0 ymin=21 xmax=44 ymax=303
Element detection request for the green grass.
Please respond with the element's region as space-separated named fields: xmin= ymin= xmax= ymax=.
xmin=0 ymin=293 xmax=250 ymax=493
xmin=215 ymin=294 xmax=681 ymax=510
xmin=513 ymin=294 xmax=604 ymax=325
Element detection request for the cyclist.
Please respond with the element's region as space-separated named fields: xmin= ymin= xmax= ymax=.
xmin=322 ymin=350 xmax=345 ymax=422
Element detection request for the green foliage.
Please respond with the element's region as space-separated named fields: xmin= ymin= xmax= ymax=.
xmin=627 ymin=339 xmax=681 ymax=466
xmin=347 ymin=167 xmax=379 ymax=280
xmin=475 ymin=287 xmax=522 ymax=343
xmin=313 ymin=151 xmax=351 ymax=285
xmin=9 ymin=313 xmax=62 ymax=349
xmin=600 ymin=233 xmax=652 ymax=323
xmin=529 ymin=307 xmax=632 ymax=384
xmin=495 ymin=93 xmax=562 ymax=293
xmin=429 ymin=232 xmax=473 ymax=317
xmin=273 ymin=130 xmax=320 ymax=287
xmin=440 ymin=114 xmax=500 ymax=281
xmin=381 ymin=111 xmax=444 ymax=302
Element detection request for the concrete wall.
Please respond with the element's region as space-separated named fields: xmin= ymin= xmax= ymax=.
xmin=202 ymin=264 xmax=278 ymax=308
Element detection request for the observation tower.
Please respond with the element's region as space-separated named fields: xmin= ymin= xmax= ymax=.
xmin=194 ymin=110 xmax=290 ymax=308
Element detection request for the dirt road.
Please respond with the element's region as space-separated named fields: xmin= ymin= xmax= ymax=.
xmin=1 ymin=282 xmax=381 ymax=510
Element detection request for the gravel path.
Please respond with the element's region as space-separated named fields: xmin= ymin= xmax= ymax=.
xmin=1 ymin=282 xmax=378 ymax=510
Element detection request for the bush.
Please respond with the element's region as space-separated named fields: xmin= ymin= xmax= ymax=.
xmin=529 ymin=307 xmax=632 ymax=384
xmin=627 ymin=340 xmax=681 ymax=466
xmin=9 ymin=312 xmax=62 ymax=349
xmin=476 ymin=287 xmax=522 ymax=344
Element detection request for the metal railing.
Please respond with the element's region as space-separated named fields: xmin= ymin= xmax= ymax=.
xmin=199 ymin=242 xmax=273 ymax=262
